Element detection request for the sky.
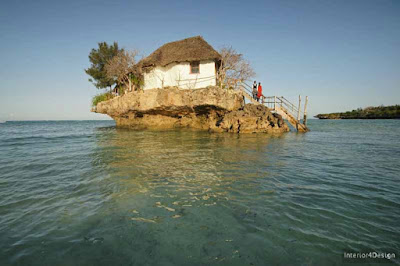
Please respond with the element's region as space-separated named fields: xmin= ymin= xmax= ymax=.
xmin=0 ymin=0 xmax=399 ymax=120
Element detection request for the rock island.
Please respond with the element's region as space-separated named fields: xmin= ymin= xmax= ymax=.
xmin=90 ymin=36 xmax=308 ymax=133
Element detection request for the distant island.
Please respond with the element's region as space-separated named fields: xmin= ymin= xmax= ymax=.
xmin=315 ymin=105 xmax=400 ymax=119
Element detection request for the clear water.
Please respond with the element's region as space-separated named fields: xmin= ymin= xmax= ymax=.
xmin=0 ymin=120 xmax=399 ymax=265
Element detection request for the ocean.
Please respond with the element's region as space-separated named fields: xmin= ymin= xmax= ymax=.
xmin=0 ymin=120 xmax=399 ymax=265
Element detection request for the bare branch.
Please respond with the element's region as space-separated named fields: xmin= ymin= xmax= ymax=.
xmin=105 ymin=50 xmax=141 ymax=92
xmin=218 ymin=46 xmax=255 ymax=89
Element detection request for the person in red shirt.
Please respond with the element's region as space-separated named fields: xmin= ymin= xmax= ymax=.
xmin=257 ymin=82 xmax=263 ymax=103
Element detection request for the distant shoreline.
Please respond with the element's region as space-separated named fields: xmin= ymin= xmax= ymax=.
xmin=315 ymin=105 xmax=399 ymax=119
xmin=315 ymin=117 xmax=399 ymax=120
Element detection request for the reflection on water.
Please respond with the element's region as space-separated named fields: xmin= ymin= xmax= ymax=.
xmin=99 ymin=129 xmax=288 ymax=198
xmin=89 ymin=129 xmax=296 ymax=265
xmin=0 ymin=120 xmax=399 ymax=265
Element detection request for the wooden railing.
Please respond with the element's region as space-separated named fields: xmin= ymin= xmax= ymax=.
xmin=238 ymin=82 xmax=309 ymax=127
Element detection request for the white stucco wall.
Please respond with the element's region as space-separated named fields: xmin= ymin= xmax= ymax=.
xmin=143 ymin=60 xmax=217 ymax=90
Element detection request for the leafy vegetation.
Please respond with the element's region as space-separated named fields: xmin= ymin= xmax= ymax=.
xmin=315 ymin=105 xmax=400 ymax=119
xmin=85 ymin=42 xmax=123 ymax=89
xmin=92 ymin=92 xmax=114 ymax=107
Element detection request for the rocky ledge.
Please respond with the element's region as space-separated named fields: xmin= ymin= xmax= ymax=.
xmin=93 ymin=86 xmax=289 ymax=133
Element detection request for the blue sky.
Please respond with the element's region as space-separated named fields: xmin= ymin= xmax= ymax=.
xmin=0 ymin=0 xmax=399 ymax=120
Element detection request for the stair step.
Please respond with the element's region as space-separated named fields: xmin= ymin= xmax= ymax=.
xmin=275 ymin=106 xmax=309 ymax=132
xmin=241 ymin=90 xmax=260 ymax=105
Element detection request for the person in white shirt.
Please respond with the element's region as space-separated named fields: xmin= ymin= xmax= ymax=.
xmin=252 ymin=81 xmax=257 ymax=100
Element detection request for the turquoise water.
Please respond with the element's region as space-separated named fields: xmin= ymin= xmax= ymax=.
xmin=0 ymin=120 xmax=399 ymax=265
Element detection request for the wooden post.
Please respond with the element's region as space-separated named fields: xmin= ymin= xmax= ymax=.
xmin=274 ymin=96 xmax=276 ymax=110
xmin=303 ymin=96 xmax=308 ymax=126
xmin=297 ymin=95 xmax=301 ymax=122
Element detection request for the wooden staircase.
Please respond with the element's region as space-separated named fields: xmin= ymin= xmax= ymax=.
xmin=240 ymin=89 xmax=260 ymax=105
xmin=238 ymin=83 xmax=309 ymax=132
xmin=274 ymin=106 xmax=309 ymax=132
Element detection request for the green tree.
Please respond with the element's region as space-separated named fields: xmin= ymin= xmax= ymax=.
xmin=85 ymin=42 xmax=123 ymax=89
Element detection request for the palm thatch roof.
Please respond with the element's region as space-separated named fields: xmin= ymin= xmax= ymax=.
xmin=138 ymin=36 xmax=221 ymax=68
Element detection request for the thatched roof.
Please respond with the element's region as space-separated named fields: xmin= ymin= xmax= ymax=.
xmin=138 ymin=36 xmax=221 ymax=67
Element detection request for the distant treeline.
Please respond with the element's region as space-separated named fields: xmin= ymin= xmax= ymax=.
xmin=315 ymin=105 xmax=400 ymax=119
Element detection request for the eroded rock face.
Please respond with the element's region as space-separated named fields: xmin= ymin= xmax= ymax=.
xmin=95 ymin=86 xmax=242 ymax=117
xmin=94 ymin=87 xmax=288 ymax=133
xmin=215 ymin=104 xmax=289 ymax=133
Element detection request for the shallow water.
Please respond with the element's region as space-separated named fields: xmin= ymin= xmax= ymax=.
xmin=0 ymin=120 xmax=399 ymax=265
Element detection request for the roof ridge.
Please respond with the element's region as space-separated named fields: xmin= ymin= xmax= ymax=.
xmin=139 ymin=36 xmax=220 ymax=67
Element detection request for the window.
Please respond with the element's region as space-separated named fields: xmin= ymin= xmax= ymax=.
xmin=190 ymin=61 xmax=200 ymax=74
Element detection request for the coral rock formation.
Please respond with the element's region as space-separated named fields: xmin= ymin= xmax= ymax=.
xmin=93 ymin=87 xmax=289 ymax=133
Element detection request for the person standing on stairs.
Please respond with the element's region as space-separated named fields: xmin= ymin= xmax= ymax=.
xmin=252 ymin=81 xmax=258 ymax=100
xmin=257 ymin=82 xmax=263 ymax=103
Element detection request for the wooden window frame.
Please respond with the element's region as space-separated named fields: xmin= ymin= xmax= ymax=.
xmin=190 ymin=61 xmax=200 ymax=74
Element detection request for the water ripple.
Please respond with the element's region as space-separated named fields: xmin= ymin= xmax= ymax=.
xmin=0 ymin=120 xmax=399 ymax=265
